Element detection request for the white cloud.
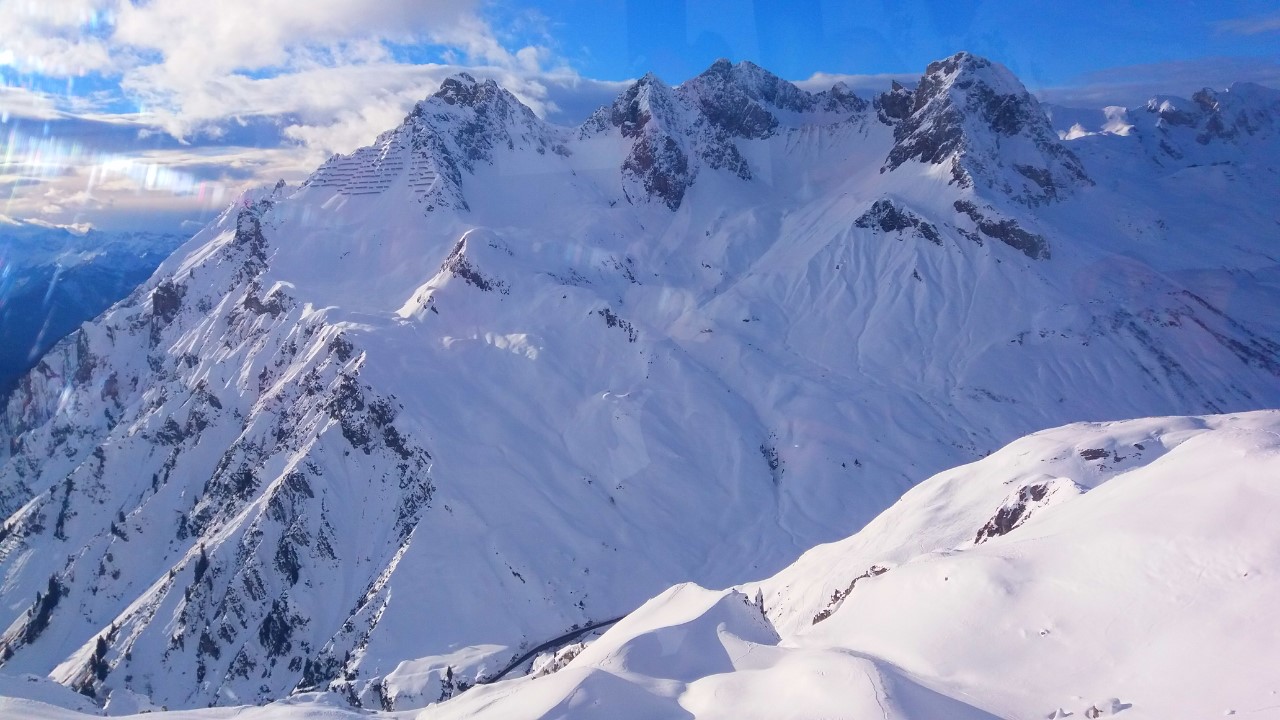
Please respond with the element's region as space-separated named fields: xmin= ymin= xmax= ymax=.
xmin=0 ymin=0 xmax=117 ymax=76
xmin=1214 ymin=12 xmax=1280 ymax=36
xmin=0 ymin=0 xmax=619 ymax=233
xmin=794 ymin=71 xmax=916 ymax=97
xmin=102 ymin=0 xmax=559 ymax=138
xmin=0 ymin=85 xmax=64 ymax=120
xmin=0 ymin=0 xmax=570 ymax=148
xmin=110 ymin=0 xmax=484 ymax=78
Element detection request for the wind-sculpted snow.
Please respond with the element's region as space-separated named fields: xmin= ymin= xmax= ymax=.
xmin=0 ymin=52 xmax=1278 ymax=713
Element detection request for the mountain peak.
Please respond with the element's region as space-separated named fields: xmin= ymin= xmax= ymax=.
xmin=636 ymin=71 xmax=669 ymax=88
xmin=924 ymin=51 xmax=993 ymax=77
xmin=433 ymin=73 xmax=511 ymax=110
xmin=1143 ymin=82 xmax=1280 ymax=147
xmin=583 ymin=58 xmax=869 ymax=210
xmin=883 ymin=51 xmax=1091 ymax=205
xmin=679 ymin=58 xmax=818 ymax=138
xmin=703 ymin=58 xmax=734 ymax=75
xmin=603 ymin=72 xmax=682 ymax=139
xmin=686 ymin=58 xmax=810 ymax=105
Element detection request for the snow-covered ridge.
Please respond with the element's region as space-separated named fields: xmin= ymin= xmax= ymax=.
xmin=1046 ymin=81 xmax=1280 ymax=170
xmin=0 ymin=52 xmax=1277 ymax=713
xmin=423 ymin=411 xmax=1280 ymax=720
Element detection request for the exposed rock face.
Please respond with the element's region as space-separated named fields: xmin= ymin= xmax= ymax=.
xmin=854 ymin=200 xmax=943 ymax=245
xmin=0 ymin=189 xmax=435 ymax=708
xmin=975 ymin=483 xmax=1047 ymax=543
xmin=585 ymin=74 xmax=700 ymax=209
xmin=679 ymin=58 xmax=842 ymax=139
xmin=583 ymin=60 xmax=868 ymax=209
xmin=874 ymin=80 xmax=915 ymax=125
xmin=682 ymin=60 xmax=785 ymax=140
xmin=883 ymin=52 xmax=1091 ymax=205
xmin=817 ymin=82 xmax=869 ymax=116
xmin=1146 ymin=82 xmax=1280 ymax=147
xmin=953 ymin=199 xmax=1051 ymax=259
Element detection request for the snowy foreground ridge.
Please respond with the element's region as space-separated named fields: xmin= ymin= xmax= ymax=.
xmin=0 ymin=51 xmax=1278 ymax=714
xmin=4 ymin=410 xmax=1280 ymax=718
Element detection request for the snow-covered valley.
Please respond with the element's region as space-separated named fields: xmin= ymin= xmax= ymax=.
xmin=0 ymin=52 xmax=1277 ymax=717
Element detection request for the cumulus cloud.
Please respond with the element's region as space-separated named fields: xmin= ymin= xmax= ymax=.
xmin=0 ymin=0 xmax=117 ymax=76
xmin=0 ymin=0 xmax=578 ymax=150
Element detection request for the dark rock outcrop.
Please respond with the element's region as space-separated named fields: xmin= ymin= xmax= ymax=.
xmin=883 ymin=52 xmax=1091 ymax=205
xmin=954 ymin=199 xmax=1050 ymax=259
xmin=855 ymin=200 xmax=943 ymax=245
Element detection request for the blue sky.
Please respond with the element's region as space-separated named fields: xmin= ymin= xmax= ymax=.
xmin=531 ymin=0 xmax=1280 ymax=89
xmin=0 ymin=0 xmax=1277 ymax=233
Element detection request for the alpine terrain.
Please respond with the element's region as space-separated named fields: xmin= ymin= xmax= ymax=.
xmin=0 ymin=222 xmax=183 ymax=400
xmin=0 ymin=52 xmax=1277 ymax=716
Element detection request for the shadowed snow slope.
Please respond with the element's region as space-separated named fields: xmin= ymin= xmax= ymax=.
xmin=0 ymin=51 xmax=1277 ymax=712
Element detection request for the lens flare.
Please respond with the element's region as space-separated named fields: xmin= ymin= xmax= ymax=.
xmin=0 ymin=120 xmax=227 ymax=215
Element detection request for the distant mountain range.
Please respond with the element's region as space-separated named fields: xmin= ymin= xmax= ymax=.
xmin=0 ymin=51 xmax=1276 ymax=716
xmin=0 ymin=222 xmax=183 ymax=398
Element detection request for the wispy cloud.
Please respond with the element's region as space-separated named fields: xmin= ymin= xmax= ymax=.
xmin=0 ymin=85 xmax=65 ymax=120
xmin=1214 ymin=12 xmax=1280 ymax=36
xmin=795 ymin=71 xmax=916 ymax=97
xmin=0 ymin=110 xmax=313 ymax=232
xmin=1034 ymin=55 xmax=1280 ymax=108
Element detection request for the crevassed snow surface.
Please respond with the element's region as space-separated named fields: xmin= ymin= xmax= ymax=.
xmin=0 ymin=52 xmax=1277 ymax=713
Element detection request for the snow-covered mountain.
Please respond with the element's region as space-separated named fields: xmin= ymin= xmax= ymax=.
xmin=5 ymin=410 xmax=1278 ymax=719
xmin=422 ymin=410 xmax=1280 ymax=720
xmin=0 ymin=222 xmax=183 ymax=400
xmin=0 ymin=51 xmax=1276 ymax=713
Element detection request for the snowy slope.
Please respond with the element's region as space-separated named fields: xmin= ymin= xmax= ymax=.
xmin=0 ymin=52 xmax=1276 ymax=712
xmin=7 ymin=410 xmax=1277 ymax=719
xmin=0 ymin=222 xmax=183 ymax=398
xmin=419 ymin=410 xmax=1280 ymax=720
